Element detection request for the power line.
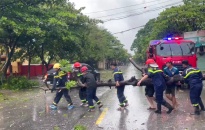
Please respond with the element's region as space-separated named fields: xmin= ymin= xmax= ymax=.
xmin=94 ymin=0 xmax=181 ymax=19
xmin=112 ymin=25 xmax=145 ymax=35
xmin=104 ymin=1 xmax=183 ymax=22
xmin=84 ymin=0 xmax=164 ymax=14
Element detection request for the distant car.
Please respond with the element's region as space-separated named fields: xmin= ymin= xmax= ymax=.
xmin=44 ymin=63 xmax=100 ymax=85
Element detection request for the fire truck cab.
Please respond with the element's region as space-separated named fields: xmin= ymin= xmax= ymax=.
xmin=147 ymin=37 xmax=196 ymax=73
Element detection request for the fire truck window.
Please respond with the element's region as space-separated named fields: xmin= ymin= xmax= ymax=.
xmin=169 ymin=44 xmax=182 ymax=56
xmin=156 ymin=44 xmax=171 ymax=56
xmin=180 ymin=42 xmax=194 ymax=56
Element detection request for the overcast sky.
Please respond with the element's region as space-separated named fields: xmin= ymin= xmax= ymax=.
xmin=69 ymin=0 xmax=183 ymax=54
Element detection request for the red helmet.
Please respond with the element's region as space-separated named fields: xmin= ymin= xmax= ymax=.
xmin=81 ymin=66 xmax=88 ymax=72
xmin=146 ymin=59 xmax=155 ymax=65
xmin=165 ymin=57 xmax=172 ymax=63
xmin=74 ymin=62 xmax=81 ymax=68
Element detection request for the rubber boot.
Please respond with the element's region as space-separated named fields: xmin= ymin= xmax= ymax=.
xmin=155 ymin=103 xmax=161 ymax=114
xmin=191 ymin=106 xmax=200 ymax=115
xmin=164 ymin=102 xmax=174 ymax=114
xmin=199 ymin=99 xmax=205 ymax=111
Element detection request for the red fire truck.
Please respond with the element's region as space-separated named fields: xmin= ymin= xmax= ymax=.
xmin=147 ymin=37 xmax=196 ymax=72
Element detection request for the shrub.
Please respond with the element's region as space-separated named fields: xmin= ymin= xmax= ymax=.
xmin=1 ymin=76 xmax=39 ymax=90
xmin=74 ymin=125 xmax=86 ymax=130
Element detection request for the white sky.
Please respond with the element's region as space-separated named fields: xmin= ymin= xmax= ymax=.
xmin=69 ymin=0 xmax=183 ymax=54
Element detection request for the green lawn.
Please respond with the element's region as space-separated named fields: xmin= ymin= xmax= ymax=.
xmin=99 ymin=70 xmax=113 ymax=81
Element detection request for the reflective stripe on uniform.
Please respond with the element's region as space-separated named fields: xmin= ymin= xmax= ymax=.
xmin=89 ymin=106 xmax=95 ymax=109
xmin=81 ymin=99 xmax=86 ymax=102
xmin=184 ymin=69 xmax=201 ymax=79
xmin=97 ymin=101 xmax=101 ymax=105
xmin=53 ymin=102 xmax=57 ymax=105
xmin=113 ymin=71 xmax=123 ymax=75
xmin=54 ymin=71 xmax=67 ymax=79
xmin=123 ymin=100 xmax=128 ymax=103
xmin=77 ymin=73 xmax=83 ymax=77
xmin=148 ymin=69 xmax=163 ymax=73
xmin=193 ymin=104 xmax=199 ymax=107
xmin=120 ymin=103 xmax=124 ymax=107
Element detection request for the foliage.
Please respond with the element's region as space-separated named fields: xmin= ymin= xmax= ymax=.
xmin=59 ymin=59 xmax=72 ymax=72
xmin=0 ymin=0 xmax=130 ymax=77
xmin=131 ymin=19 xmax=156 ymax=62
xmin=53 ymin=126 xmax=60 ymax=130
xmin=183 ymin=0 xmax=205 ymax=5
xmin=1 ymin=76 xmax=39 ymax=90
xmin=131 ymin=1 xmax=205 ymax=62
xmin=65 ymin=81 xmax=77 ymax=90
xmin=74 ymin=125 xmax=87 ymax=130
xmin=0 ymin=93 xmax=4 ymax=101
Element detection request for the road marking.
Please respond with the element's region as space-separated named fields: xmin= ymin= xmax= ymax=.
xmin=96 ymin=108 xmax=108 ymax=125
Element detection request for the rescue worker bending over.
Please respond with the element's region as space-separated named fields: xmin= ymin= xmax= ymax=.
xmin=137 ymin=59 xmax=173 ymax=114
xmin=163 ymin=57 xmax=179 ymax=109
xmin=81 ymin=66 xmax=103 ymax=112
xmin=50 ymin=63 xmax=74 ymax=110
xmin=111 ymin=63 xmax=128 ymax=111
xmin=182 ymin=60 xmax=205 ymax=115
xmin=73 ymin=62 xmax=88 ymax=107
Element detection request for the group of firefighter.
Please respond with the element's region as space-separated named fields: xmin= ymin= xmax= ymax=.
xmin=49 ymin=58 xmax=204 ymax=115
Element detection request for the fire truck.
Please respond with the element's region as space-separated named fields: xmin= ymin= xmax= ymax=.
xmin=147 ymin=37 xmax=196 ymax=73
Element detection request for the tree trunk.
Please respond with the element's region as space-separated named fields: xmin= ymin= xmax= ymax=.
xmin=3 ymin=36 xmax=20 ymax=77
xmin=28 ymin=56 xmax=31 ymax=79
xmin=8 ymin=61 xmax=12 ymax=76
xmin=45 ymin=62 xmax=49 ymax=71
xmin=41 ymin=43 xmax=44 ymax=75
xmin=27 ymin=44 xmax=30 ymax=79
xmin=4 ymin=48 xmax=14 ymax=77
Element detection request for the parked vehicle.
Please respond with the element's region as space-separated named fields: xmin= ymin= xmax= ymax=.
xmin=147 ymin=37 xmax=196 ymax=73
xmin=44 ymin=63 xmax=100 ymax=85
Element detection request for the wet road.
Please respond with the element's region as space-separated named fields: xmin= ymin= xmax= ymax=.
xmin=0 ymin=82 xmax=110 ymax=130
xmin=75 ymin=65 xmax=205 ymax=130
xmin=1 ymin=64 xmax=205 ymax=130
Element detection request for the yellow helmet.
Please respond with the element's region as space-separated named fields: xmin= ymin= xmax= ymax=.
xmin=53 ymin=63 xmax=61 ymax=69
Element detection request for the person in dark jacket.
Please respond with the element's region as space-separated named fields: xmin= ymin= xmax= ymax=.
xmin=50 ymin=63 xmax=74 ymax=110
xmin=81 ymin=66 xmax=103 ymax=112
xmin=137 ymin=59 xmax=173 ymax=114
xmin=111 ymin=63 xmax=128 ymax=111
xmin=73 ymin=62 xmax=87 ymax=107
xmin=182 ymin=60 xmax=205 ymax=115
xmin=143 ymin=67 xmax=155 ymax=110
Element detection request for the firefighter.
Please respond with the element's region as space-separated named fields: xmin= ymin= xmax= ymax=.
xmin=81 ymin=66 xmax=103 ymax=112
xmin=143 ymin=67 xmax=155 ymax=110
xmin=50 ymin=63 xmax=74 ymax=110
xmin=111 ymin=63 xmax=128 ymax=111
xmin=73 ymin=62 xmax=87 ymax=107
xmin=163 ymin=58 xmax=179 ymax=109
xmin=182 ymin=60 xmax=205 ymax=115
xmin=137 ymin=59 xmax=173 ymax=114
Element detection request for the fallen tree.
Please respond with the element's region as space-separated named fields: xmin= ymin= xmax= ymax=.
xmin=39 ymin=58 xmax=205 ymax=92
xmin=40 ymin=76 xmax=142 ymax=92
xmin=128 ymin=57 xmax=205 ymax=85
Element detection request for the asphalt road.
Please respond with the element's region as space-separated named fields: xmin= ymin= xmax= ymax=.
xmin=75 ymin=65 xmax=205 ymax=130
xmin=1 ymin=64 xmax=205 ymax=130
